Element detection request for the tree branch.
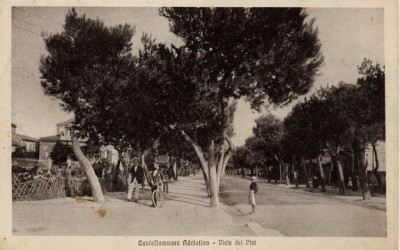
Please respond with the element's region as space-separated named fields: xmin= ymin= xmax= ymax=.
xmin=224 ymin=131 xmax=236 ymax=153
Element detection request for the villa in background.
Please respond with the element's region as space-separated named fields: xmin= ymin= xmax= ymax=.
xmin=11 ymin=123 xmax=38 ymax=153
xmin=39 ymin=119 xmax=118 ymax=165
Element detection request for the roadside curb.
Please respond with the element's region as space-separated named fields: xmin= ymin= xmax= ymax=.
xmin=299 ymin=189 xmax=386 ymax=212
xmin=219 ymin=198 xmax=284 ymax=236
xmin=245 ymin=222 xmax=283 ymax=236
xmin=225 ymin=176 xmax=386 ymax=212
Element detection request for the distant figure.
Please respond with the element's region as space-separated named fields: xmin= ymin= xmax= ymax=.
xmin=46 ymin=158 xmax=52 ymax=171
xmin=249 ymin=176 xmax=259 ymax=213
xmin=56 ymin=165 xmax=64 ymax=178
xmin=93 ymin=158 xmax=105 ymax=193
xmin=192 ymin=164 xmax=196 ymax=176
xmin=66 ymin=156 xmax=72 ymax=168
xmin=93 ymin=158 xmax=103 ymax=179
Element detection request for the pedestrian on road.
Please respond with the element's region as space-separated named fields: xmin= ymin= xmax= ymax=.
xmin=149 ymin=160 xmax=166 ymax=206
xmin=249 ymin=176 xmax=259 ymax=213
xmin=127 ymin=158 xmax=144 ymax=202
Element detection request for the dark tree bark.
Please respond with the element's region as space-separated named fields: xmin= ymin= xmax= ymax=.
xmin=353 ymin=141 xmax=371 ymax=200
xmin=119 ymin=155 xmax=129 ymax=188
xmin=113 ymin=159 xmax=121 ymax=191
xmin=351 ymin=151 xmax=359 ymax=191
xmin=372 ymin=144 xmax=383 ymax=190
xmin=317 ymin=155 xmax=326 ymax=192
xmin=136 ymin=141 xmax=151 ymax=188
xmin=208 ymin=140 xmax=219 ymax=208
xmin=265 ymin=166 xmax=271 ymax=182
xmin=292 ymin=159 xmax=299 ymax=188
xmin=284 ymin=161 xmax=290 ymax=185
xmin=301 ymin=157 xmax=311 ymax=188
xmin=336 ymin=158 xmax=346 ymax=195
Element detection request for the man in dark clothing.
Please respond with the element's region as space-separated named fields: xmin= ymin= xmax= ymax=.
xmin=93 ymin=158 xmax=103 ymax=179
xmin=127 ymin=158 xmax=144 ymax=202
xmin=249 ymin=176 xmax=259 ymax=213
xmin=93 ymin=158 xmax=106 ymax=193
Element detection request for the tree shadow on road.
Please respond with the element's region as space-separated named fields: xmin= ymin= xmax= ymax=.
xmin=167 ymin=194 xmax=209 ymax=208
xmin=167 ymin=191 xmax=207 ymax=199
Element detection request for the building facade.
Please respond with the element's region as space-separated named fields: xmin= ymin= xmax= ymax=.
xmin=11 ymin=123 xmax=38 ymax=153
xmin=39 ymin=119 xmax=118 ymax=165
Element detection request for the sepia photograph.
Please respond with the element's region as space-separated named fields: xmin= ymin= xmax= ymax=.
xmin=0 ymin=1 xmax=398 ymax=250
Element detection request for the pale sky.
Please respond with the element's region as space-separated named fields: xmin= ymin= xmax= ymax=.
xmin=12 ymin=7 xmax=384 ymax=146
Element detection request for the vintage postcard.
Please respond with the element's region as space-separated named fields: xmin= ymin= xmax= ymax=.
xmin=0 ymin=0 xmax=398 ymax=250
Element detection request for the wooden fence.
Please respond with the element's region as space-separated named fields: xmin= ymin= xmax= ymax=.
xmin=12 ymin=177 xmax=66 ymax=201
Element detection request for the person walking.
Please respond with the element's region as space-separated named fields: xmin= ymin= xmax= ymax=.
xmin=249 ymin=176 xmax=259 ymax=213
xmin=127 ymin=158 xmax=144 ymax=202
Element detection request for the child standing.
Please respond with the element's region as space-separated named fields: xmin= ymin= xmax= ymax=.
xmin=249 ymin=176 xmax=259 ymax=213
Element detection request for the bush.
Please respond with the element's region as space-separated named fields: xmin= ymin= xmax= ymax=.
xmin=50 ymin=141 xmax=77 ymax=165
xmin=12 ymin=147 xmax=39 ymax=159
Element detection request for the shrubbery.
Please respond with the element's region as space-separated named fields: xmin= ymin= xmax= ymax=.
xmin=50 ymin=141 xmax=77 ymax=165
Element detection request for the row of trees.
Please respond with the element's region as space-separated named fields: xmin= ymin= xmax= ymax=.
xmin=40 ymin=8 xmax=323 ymax=206
xmin=233 ymin=59 xmax=385 ymax=200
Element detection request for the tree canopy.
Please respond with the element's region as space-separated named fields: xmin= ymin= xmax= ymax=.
xmin=40 ymin=7 xmax=324 ymax=206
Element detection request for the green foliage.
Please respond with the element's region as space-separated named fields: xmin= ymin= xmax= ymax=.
xmin=152 ymin=7 xmax=324 ymax=156
xmin=241 ymin=114 xmax=284 ymax=166
xmin=232 ymin=146 xmax=252 ymax=169
xmin=160 ymin=7 xmax=323 ymax=108
xmin=40 ymin=8 xmax=136 ymax=146
xmin=50 ymin=141 xmax=77 ymax=165
xmin=12 ymin=146 xmax=39 ymax=159
xmin=283 ymin=59 xmax=385 ymax=158
xmin=41 ymin=8 xmax=324 ymax=167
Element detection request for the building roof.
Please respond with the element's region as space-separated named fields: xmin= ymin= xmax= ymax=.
xmin=39 ymin=134 xmax=87 ymax=143
xmin=12 ymin=138 xmax=21 ymax=146
xmin=13 ymin=133 xmax=38 ymax=142
xmin=39 ymin=135 xmax=61 ymax=142
xmin=56 ymin=118 xmax=74 ymax=127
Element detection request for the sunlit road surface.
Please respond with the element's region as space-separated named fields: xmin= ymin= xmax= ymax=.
xmin=219 ymin=176 xmax=386 ymax=237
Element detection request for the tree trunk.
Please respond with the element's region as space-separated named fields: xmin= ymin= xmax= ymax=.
xmin=220 ymin=151 xmax=232 ymax=179
xmin=291 ymin=159 xmax=298 ymax=188
xmin=336 ymin=157 xmax=346 ymax=195
xmin=317 ymin=155 xmax=326 ymax=192
xmin=173 ymin=160 xmax=177 ymax=180
xmin=71 ymin=135 xmax=105 ymax=203
xmin=180 ymin=130 xmax=210 ymax=196
xmin=301 ymin=157 xmax=311 ymax=188
xmin=265 ymin=166 xmax=271 ymax=182
xmin=120 ymin=157 xmax=129 ymax=187
xmin=208 ymin=140 xmax=219 ymax=208
xmin=216 ymin=144 xmax=225 ymax=188
xmin=354 ymin=142 xmax=371 ymax=200
xmin=217 ymin=132 xmax=235 ymax=186
xmin=284 ymin=161 xmax=290 ymax=185
xmin=113 ymin=159 xmax=121 ymax=191
xmin=274 ymin=154 xmax=283 ymax=183
xmin=372 ymin=144 xmax=383 ymax=190
xmin=137 ymin=142 xmax=151 ymax=188
xmin=350 ymin=151 xmax=359 ymax=191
